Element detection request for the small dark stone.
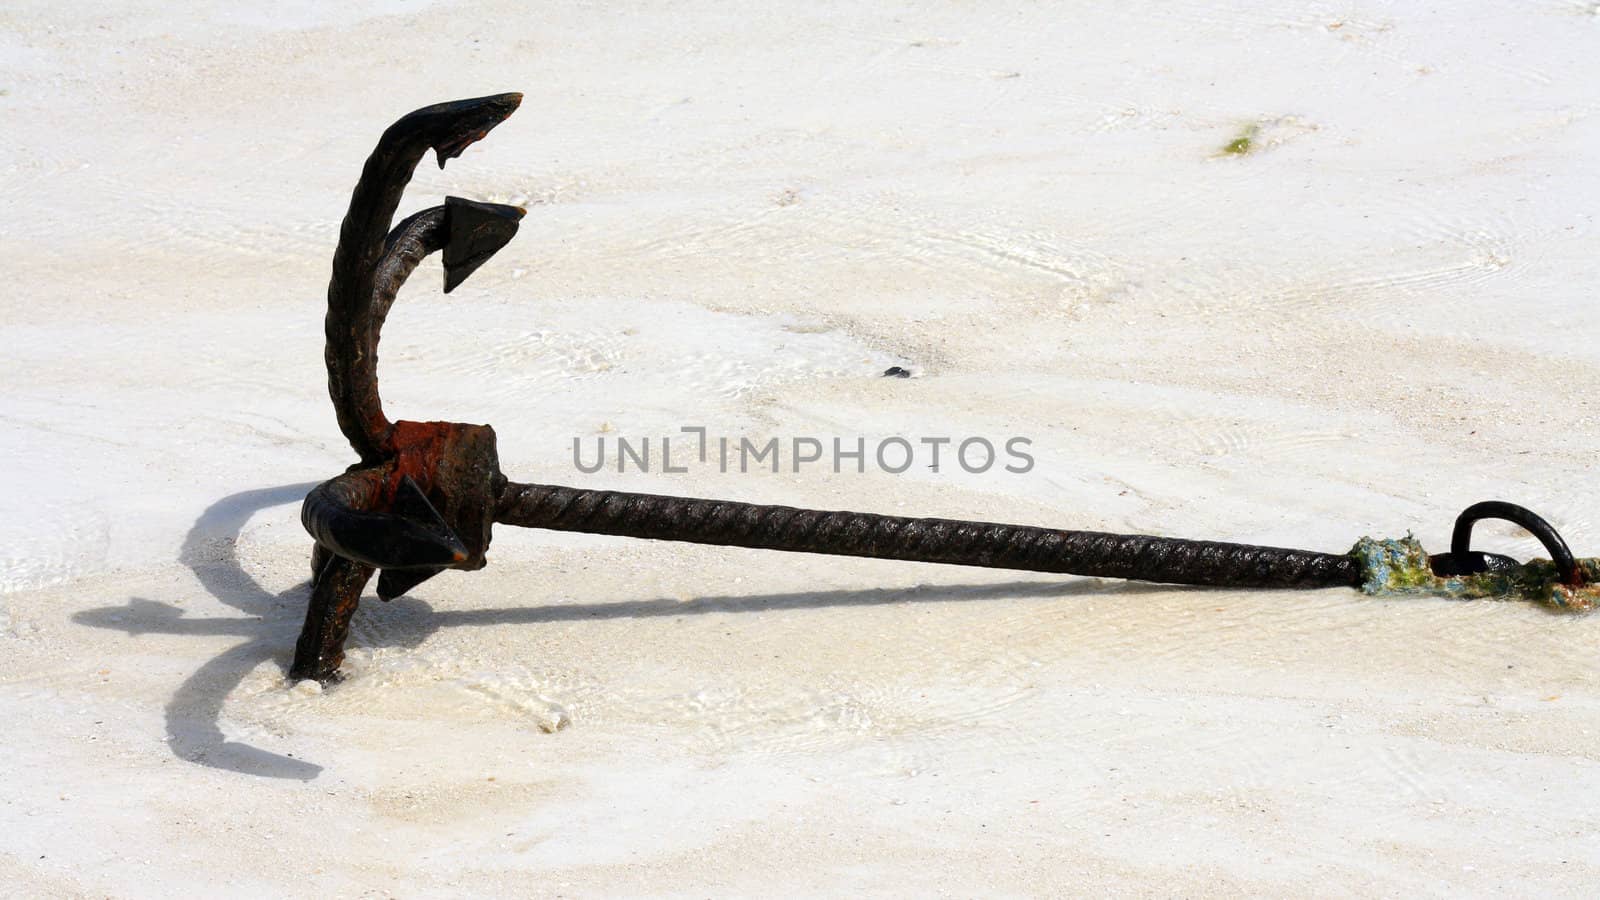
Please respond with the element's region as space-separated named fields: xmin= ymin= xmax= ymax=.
xmin=883 ymin=366 xmax=912 ymax=378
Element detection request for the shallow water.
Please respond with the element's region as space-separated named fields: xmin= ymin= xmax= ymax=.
xmin=4 ymin=0 xmax=1600 ymax=894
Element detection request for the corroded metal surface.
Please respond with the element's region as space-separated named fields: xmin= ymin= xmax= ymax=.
xmin=1354 ymin=501 xmax=1596 ymax=610
xmin=293 ymin=94 xmax=523 ymax=681
xmin=1354 ymin=536 xmax=1600 ymax=611
xmin=291 ymin=94 xmax=1590 ymax=684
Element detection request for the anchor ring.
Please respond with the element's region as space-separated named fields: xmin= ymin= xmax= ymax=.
xmin=1443 ymin=500 xmax=1580 ymax=587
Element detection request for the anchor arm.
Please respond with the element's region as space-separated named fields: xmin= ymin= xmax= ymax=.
xmin=326 ymin=93 xmax=523 ymax=463
xmin=303 ymin=470 xmax=468 ymax=571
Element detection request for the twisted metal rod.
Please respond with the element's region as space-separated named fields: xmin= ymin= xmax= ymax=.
xmin=496 ymin=482 xmax=1363 ymax=589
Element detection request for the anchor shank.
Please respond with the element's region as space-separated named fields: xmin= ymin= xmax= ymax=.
xmin=496 ymin=482 xmax=1362 ymax=589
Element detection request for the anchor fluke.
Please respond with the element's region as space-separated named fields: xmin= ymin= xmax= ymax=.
xmin=419 ymin=92 xmax=523 ymax=169
xmin=302 ymin=473 xmax=469 ymax=571
xmin=377 ymin=566 xmax=445 ymax=601
xmin=443 ymin=196 xmax=526 ymax=293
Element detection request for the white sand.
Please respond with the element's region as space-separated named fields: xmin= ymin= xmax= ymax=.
xmin=4 ymin=1 xmax=1599 ymax=894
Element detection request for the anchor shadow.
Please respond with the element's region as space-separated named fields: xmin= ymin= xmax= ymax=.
xmin=74 ymin=484 xmax=376 ymax=781
xmin=73 ymin=483 xmax=1154 ymax=780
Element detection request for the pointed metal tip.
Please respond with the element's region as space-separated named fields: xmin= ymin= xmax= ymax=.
xmin=377 ymin=565 xmax=447 ymax=601
xmin=441 ymin=196 xmax=524 ymax=292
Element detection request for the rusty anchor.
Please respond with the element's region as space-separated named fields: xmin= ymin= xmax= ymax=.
xmin=292 ymin=94 xmax=1596 ymax=683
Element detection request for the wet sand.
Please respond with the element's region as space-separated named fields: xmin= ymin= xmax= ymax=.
xmin=3 ymin=1 xmax=1599 ymax=894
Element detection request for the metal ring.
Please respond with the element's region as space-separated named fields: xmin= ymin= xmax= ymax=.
xmin=1451 ymin=501 xmax=1580 ymax=586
